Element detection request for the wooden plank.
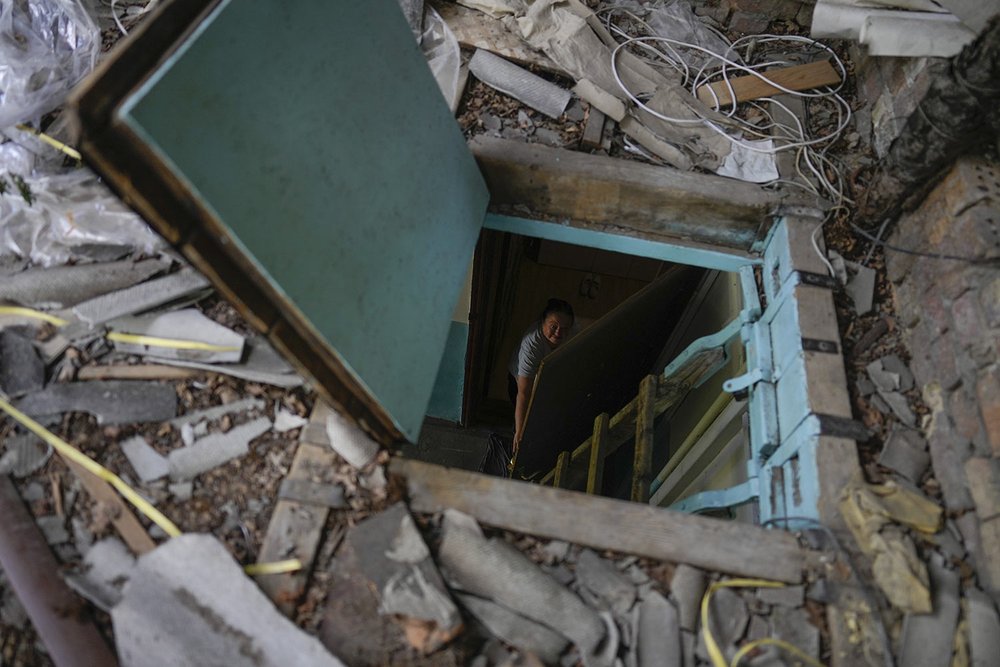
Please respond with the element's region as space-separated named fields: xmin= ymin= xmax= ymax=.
xmin=586 ymin=413 xmax=609 ymax=494
xmin=77 ymin=364 xmax=202 ymax=381
xmin=580 ymin=107 xmax=606 ymax=150
xmin=552 ymin=451 xmax=570 ymax=488
xmin=391 ymin=458 xmax=812 ymax=583
xmin=430 ymin=0 xmax=565 ymax=75
xmin=696 ymin=60 xmax=841 ymax=107
xmin=515 ymin=266 xmax=702 ymax=477
xmin=255 ymin=402 xmax=339 ymax=614
xmin=470 ymin=136 xmax=778 ymax=253
xmin=66 ymin=459 xmax=155 ymax=555
xmin=631 ymin=375 xmax=656 ymax=503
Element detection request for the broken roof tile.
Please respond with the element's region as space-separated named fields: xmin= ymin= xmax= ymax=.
xmin=13 ymin=380 xmax=177 ymax=424
xmin=168 ymin=417 xmax=271 ymax=481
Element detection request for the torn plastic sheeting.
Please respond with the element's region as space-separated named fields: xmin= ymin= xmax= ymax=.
xmin=456 ymin=0 xmax=524 ymax=19
xmin=616 ymin=0 xmax=740 ymax=71
xmin=715 ymin=138 xmax=780 ymax=183
xmin=422 ymin=4 xmax=462 ymax=108
xmin=0 ymin=0 xmax=99 ymax=128
xmin=0 ymin=168 xmax=166 ymax=266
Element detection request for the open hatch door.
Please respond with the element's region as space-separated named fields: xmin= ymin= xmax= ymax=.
xmin=71 ymin=0 xmax=489 ymax=444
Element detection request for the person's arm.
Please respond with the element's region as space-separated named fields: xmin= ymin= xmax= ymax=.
xmin=513 ymin=374 xmax=533 ymax=456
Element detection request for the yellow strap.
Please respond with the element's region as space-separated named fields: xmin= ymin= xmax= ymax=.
xmin=244 ymin=559 xmax=303 ymax=576
xmin=701 ymin=578 xmax=786 ymax=667
xmin=15 ymin=124 xmax=82 ymax=160
xmin=106 ymin=332 xmax=241 ymax=353
xmin=0 ymin=395 xmax=183 ymax=538
xmin=731 ymin=637 xmax=825 ymax=667
xmin=0 ymin=306 xmax=69 ymax=327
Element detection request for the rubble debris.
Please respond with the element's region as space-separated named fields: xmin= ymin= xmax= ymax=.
xmin=574 ymin=549 xmax=637 ymax=616
xmin=457 ymin=592 xmax=568 ymax=663
xmin=702 ymin=586 xmax=749 ymax=659
xmin=0 ymin=433 xmax=52 ymax=477
xmin=879 ymin=426 xmax=930 ymax=481
xmin=696 ymin=60 xmax=841 ymax=107
xmin=637 ymin=591 xmax=681 ymax=667
xmin=881 ymin=391 xmax=917 ymax=426
xmin=845 ymin=261 xmax=877 ymax=315
xmin=70 ymin=267 xmax=211 ymax=327
xmin=12 ymin=380 xmax=177 ymax=424
xmin=881 ymin=354 xmax=915 ymax=391
xmin=669 ymin=564 xmax=706 ymax=632
xmin=572 ymin=79 xmax=625 ymax=122
xmin=326 ymin=410 xmax=379 ymax=469
xmin=278 ymin=479 xmax=348 ymax=509
xmin=36 ymin=515 xmax=69 ymax=545
xmin=274 ymin=407 xmax=308 ymax=432
xmin=108 ymin=308 xmax=245 ymax=363
xmin=0 ymin=328 xmax=45 ymax=397
xmin=899 ymin=555 xmax=961 ymax=667
xmin=469 ymin=49 xmax=571 ymax=119
xmin=168 ymin=481 xmax=193 ymax=501
xmin=63 ymin=537 xmax=136 ymax=612
xmin=119 ymin=435 xmax=170 ymax=483
xmin=966 ymin=588 xmax=1000 ymax=667
xmin=757 ymin=584 xmax=806 ymax=608
xmin=168 ymin=416 xmax=271 ymax=481
xmin=160 ymin=336 xmax=302 ymax=387
xmin=770 ymin=605 xmax=821 ymax=661
xmin=347 ymin=503 xmax=462 ymax=653
xmin=112 ymin=534 xmax=344 ymax=667
xmin=0 ymin=257 xmax=169 ymax=308
xmin=437 ymin=509 xmax=605 ymax=656
xmin=169 ymin=397 xmax=265 ymax=428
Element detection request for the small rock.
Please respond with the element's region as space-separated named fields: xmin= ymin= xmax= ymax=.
xmin=757 ymin=585 xmax=805 ymax=608
xmin=670 ymin=564 xmax=706 ymax=632
xmin=879 ymin=427 xmax=930 ymax=482
xmin=169 ymin=481 xmax=194 ymax=501
xmin=533 ymin=127 xmax=563 ymax=147
xmin=880 ymin=391 xmax=917 ymax=426
xmin=36 ymin=515 xmax=69 ymax=545
xmin=542 ymin=539 xmax=570 ymax=563
xmin=274 ymin=408 xmax=308 ymax=433
xmin=882 ymin=354 xmax=915 ymax=391
xmin=481 ymin=113 xmax=502 ymax=132
xmin=867 ymin=359 xmax=900 ymax=393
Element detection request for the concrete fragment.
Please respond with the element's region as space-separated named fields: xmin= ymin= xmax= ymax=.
xmin=160 ymin=337 xmax=302 ymax=387
xmin=469 ymin=50 xmax=571 ymax=119
xmin=71 ymin=268 xmax=211 ymax=327
xmin=575 ymin=549 xmax=637 ymax=615
xmin=437 ymin=510 xmax=605 ymax=655
xmin=0 ymin=329 xmax=44 ymax=397
xmin=845 ymin=261 xmax=876 ymax=315
xmin=967 ymin=588 xmax=1000 ymax=667
xmin=326 ymin=410 xmax=379 ymax=469
xmin=36 ymin=516 xmax=69 ymax=545
xmin=966 ymin=457 xmax=1000 ymax=522
xmin=899 ymin=556 xmax=961 ymax=667
xmin=0 ymin=434 xmax=52 ymax=477
xmin=112 ymin=534 xmax=344 ymax=667
xmin=120 ymin=436 xmax=169 ymax=483
xmin=13 ymin=381 xmax=177 ymax=424
xmin=705 ymin=587 xmax=749 ymax=655
xmin=108 ymin=309 xmax=245 ymax=363
xmin=274 ymin=408 xmax=308 ymax=433
xmin=457 ymin=593 xmax=568 ymax=663
xmin=637 ymin=591 xmax=681 ymax=667
xmin=879 ymin=427 xmax=930 ymax=481
xmin=882 ymin=354 xmax=915 ymax=391
xmin=857 ymin=377 xmax=876 ymax=397
xmin=347 ymin=503 xmax=461 ymax=652
xmin=65 ymin=538 xmax=135 ymax=611
xmin=669 ymin=564 xmax=706 ymax=632
xmin=867 ymin=359 xmax=900 ymax=392
xmin=770 ymin=606 xmax=820 ymax=661
xmin=881 ymin=391 xmax=917 ymax=426
xmin=168 ymin=417 xmax=271 ymax=481
xmin=169 ymin=397 xmax=265 ymax=428
xmin=542 ymin=539 xmax=570 ymax=562
xmin=0 ymin=258 xmax=169 ymax=308
xmin=757 ymin=585 xmax=805 ymax=608
xmin=168 ymin=481 xmax=193 ymax=501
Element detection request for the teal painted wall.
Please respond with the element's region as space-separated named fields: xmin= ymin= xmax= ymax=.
xmin=427 ymin=321 xmax=469 ymax=423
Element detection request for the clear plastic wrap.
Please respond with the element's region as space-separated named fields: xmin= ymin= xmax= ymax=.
xmin=0 ymin=165 xmax=166 ymax=266
xmin=421 ymin=5 xmax=461 ymax=107
xmin=0 ymin=0 xmax=100 ymax=129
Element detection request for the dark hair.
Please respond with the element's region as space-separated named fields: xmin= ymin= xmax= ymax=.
xmin=541 ymin=298 xmax=574 ymax=324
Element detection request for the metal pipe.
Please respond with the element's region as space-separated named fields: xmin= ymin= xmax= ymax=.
xmin=0 ymin=475 xmax=119 ymax=667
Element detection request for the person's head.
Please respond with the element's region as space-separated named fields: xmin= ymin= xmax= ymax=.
xmin=539 ymin=298 xmax=574 ymax=347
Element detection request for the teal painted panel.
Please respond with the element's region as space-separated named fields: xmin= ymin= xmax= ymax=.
xmin=120 ymin=0 xmax=488 ymax=441
xmin=427 ymin=321 xmax=469 ymax=423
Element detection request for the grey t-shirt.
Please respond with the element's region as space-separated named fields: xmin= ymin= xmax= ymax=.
xmin=508 ymin=323 xmax=552 ymax=379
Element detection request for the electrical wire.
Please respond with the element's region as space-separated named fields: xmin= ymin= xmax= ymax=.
xmin=848 ymin=219 xmax=1000 ymax=265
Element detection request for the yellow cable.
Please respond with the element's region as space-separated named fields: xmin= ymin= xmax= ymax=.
xmin=0 ymin=395 xmax=183 ymax=538
xmin=244 ymin=559 xmax=303 ymax=576
xmin=106 ymin=331 xmax=241 ymax=353
xmin=732 ymin=637 xmax=825 ymax=667
xmin=700 ymin=578 xmax=786 ymax=667
xmin=15 ymin=124 xmax=82 ymax=160
xmin=0 ymin=306 xmax=69 ymax=327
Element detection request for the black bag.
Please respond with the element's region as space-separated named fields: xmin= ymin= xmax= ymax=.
xmin=478 ymin=433 xmax=512 ymax=478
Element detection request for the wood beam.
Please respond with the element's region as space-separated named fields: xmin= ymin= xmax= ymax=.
xmin=631 ymin=375 xmax=656 ymax=503
xmin=587 ymin=413 xmax=609 ymax=495
xmin=470 ymin=136 xmax=778 ymax=252
xmin=390 ymin=458 xmax=814 ymax=583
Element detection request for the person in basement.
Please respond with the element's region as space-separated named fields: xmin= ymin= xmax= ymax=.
xmin=508 ymin=298 xmax=575 ymax=458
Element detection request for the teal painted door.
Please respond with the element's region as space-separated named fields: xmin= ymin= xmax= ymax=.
xmin=117 ymin=0 xmax=489 ymax=441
